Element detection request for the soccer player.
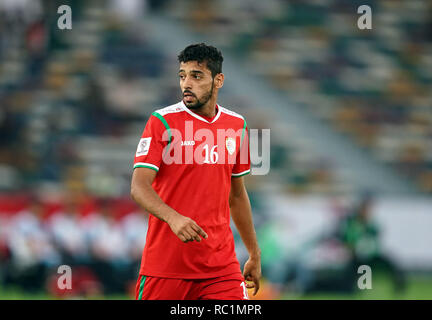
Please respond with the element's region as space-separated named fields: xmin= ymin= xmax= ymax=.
xmin=131 ymin=43 xmax=261 ymax=300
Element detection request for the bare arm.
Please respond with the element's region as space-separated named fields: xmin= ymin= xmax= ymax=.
xmin=229 ymin=176 xmax=261 ymax=295
xmin=131 ymin=168 xmax=208 ymax=242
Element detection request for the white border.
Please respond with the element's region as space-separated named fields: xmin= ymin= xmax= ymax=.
xmin=232 ymin=169 xmax=251 ymax=177
xmin=219 ymin=106 xmax=245 ymax=120
xmin=133 ymin=162 xmax=159 ymax=171
xmin=181 ymin=101 xmax=222 ymax=124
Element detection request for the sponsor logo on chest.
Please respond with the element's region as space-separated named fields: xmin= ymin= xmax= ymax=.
xmin=181 ymin=140 xmax=195 ymax=146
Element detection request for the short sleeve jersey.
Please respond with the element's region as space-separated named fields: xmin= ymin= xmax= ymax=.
xmin=133 ymin=101 xmax=251 ymax=279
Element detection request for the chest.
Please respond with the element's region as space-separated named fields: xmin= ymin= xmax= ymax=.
xmin=164 ymin=120 xmax=243 ymax=166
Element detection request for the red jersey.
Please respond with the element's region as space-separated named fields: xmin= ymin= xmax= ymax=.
xmin=133 ymin=101 xmax=251 ymax=279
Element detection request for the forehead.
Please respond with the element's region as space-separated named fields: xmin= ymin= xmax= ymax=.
xmin=179 ymin=60 xmax=211 ymax=74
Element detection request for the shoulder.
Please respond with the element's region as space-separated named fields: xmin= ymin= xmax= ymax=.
xmin=219 ymin=105 xmax=247 ymax=124
xmin=153 ymin=102 xmax=185 ymax=117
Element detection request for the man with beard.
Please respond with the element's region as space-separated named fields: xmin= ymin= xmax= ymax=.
xmin=130 ymin=43 xmax=261 ymax=300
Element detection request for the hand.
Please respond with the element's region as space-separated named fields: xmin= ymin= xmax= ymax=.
xmin=243 ymin=256 xmax=261 ymax=296
xmin=167 ymin=213 xmax=208 ymax=243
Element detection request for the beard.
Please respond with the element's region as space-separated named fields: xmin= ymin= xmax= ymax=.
xmin=184 ymin=81 xmax=214 ymax=110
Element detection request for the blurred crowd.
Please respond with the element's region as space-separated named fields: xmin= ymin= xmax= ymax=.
xmin=0 ymin=193 xmax=147 ymax=296
xmin=1 ymin=0 xmax=431 ymax=298
xmin=260 ymin=193 xmax=405 ymax=296
xmin=167 ymin=0 xmax=432 ymax=193
xmin=0 ymin=0 xmax=170 ymax=196
xmin=0 ymin=0 xmax=345 ymax=198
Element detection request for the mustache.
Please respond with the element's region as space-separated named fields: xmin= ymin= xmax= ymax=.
xmin=183 ymin=90 xmax=196 ymax=97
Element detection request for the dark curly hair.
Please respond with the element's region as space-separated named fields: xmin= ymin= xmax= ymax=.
xmin=177 ymin=43 xmax=223 ymax=78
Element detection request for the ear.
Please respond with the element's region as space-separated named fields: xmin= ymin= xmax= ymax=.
xmin=214 ymin=73 xmax=224 ymax=89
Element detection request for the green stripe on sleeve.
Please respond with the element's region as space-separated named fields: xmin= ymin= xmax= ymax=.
xmin=138 ymin=275 xmax=147 ymax=300
xmin=152 ymin=111 xmax=172 ymax=156
xmin=240 ymin=119 xmax=247 ymax=148
xmin=232 ymin=169 xmax=251 ymax=177
xmin=134 ymin=164 xmax=159 ymax=172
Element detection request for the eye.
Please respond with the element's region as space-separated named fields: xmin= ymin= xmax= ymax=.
xmin=179 ymin=74 xmax=185 ymax=80
xmin=194 ymin=75 xmax=201 ymax=79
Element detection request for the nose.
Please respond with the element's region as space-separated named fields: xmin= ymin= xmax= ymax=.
xmin=182 ymin=75 xmax=192 ymax=90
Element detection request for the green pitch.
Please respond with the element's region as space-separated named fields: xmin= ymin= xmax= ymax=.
xmin=282 ymin=274 xmax=432 ymax=300
xmin=0 ymin=274 xmax=431 ymax=300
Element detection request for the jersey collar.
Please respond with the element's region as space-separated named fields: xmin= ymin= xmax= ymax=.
xmin=180 ymin=101 xmax=222 ymax=124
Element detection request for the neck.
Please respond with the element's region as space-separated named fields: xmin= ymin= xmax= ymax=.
xmin=190 ymin=96 xmax=218 ymax=118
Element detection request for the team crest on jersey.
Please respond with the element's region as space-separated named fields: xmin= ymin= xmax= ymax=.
xmin=136 ymin=137 xmax=151 ymax=156
xmin=225 ymin=137 xmax=236 ymax=155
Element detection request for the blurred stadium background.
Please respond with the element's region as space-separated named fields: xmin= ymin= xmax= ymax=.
xmin=1 ymin=0 xmax=432 ymax=299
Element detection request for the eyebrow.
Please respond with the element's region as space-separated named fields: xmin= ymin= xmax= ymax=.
xmin=178 ymin=69 xmax=205 ymax=75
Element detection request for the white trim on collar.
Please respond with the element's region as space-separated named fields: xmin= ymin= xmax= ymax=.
xmin=181 ymin=101 xmax=222 ymax=124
